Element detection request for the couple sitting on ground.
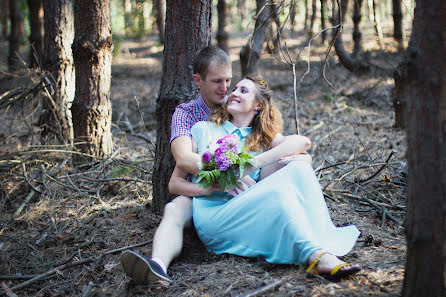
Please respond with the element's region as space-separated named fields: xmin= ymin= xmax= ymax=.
xmin=120 ymin=45 xmax=361 ymax=284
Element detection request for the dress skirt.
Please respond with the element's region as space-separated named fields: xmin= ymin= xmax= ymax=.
xmin=192 ymin=161 xmax=360 ymax=264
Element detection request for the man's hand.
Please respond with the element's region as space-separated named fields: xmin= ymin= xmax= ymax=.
xmin=227 ymin=176 xmax=256 ymax=197
xmin=279 ymin=152 xmax=312 ymax=166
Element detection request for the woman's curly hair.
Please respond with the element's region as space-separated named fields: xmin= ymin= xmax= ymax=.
xmin=208 ymin=75 xmax=283 ymax=152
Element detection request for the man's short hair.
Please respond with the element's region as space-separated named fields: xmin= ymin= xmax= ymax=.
xmin=193 ymin=45 xmax=231 ymax=80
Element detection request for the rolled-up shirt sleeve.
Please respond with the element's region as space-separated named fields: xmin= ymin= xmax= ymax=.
xmin=170 ymin=106 xmax=194 ymax=143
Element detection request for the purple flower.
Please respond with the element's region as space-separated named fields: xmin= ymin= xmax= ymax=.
xmin=202 ymin=152 xmax=212 ymax=163
xmin=214 ymin=148 xmax=223 ymax=156
xmin=215 ymin=153 xmax=231 ymax=171
xmin=219 ymin=143 xmax=230 ymax=152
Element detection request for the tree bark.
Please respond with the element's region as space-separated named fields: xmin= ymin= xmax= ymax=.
xmin=372 ymin=0 xmax=384 ymax=49
xmin=217 ymin=0 xmax=229 ymax=53
xmin=308 ymin=0 xmax=317 ymax=39
xmin=290 ymin=0 xmax=296 ymax=32
xmin=123 ymin=0 xmax=132 ymax=36
xmin=403 ymin=0 xmax=446 ymax=295
xmin=152 ymin=0 xmax=212 ymax=213
xmin=27 ymin=0 xmax=44 ymax=68
xmin=39 ymin=0 xmax=75 ymax=145
xmin=303 ymin=0 xmax=309 ymax=31
xmin=153 ymin=0 xmax=165 ymax=44
xmin=1 ymin=0 xmax=9 ymax=41
xmin=240 ymin=0 xmax=270 ymax=76
xmin=71 ymin=0 xmax=114 ymax=161
xmin=8 ymin=0 xmax=20 ymax=71
xmin=331 ymin=0 xmax=369 ymax=74
xmin=392 ymin=0 xmax=403 ymax=51
xmin=352 ymin=0 xmax=363 ymax=59
xmin=320 ymin=0 xmax=326 ymax=43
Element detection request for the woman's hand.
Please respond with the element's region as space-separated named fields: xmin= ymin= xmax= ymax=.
xmin=226 ymin=176 xmax=256 ymax=197
xmin=279 ymin=152 xmax=312 ymax=166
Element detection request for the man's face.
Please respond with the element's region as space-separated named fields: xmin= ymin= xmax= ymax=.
xmin=194 ymin=62 xmax=232 ymax=108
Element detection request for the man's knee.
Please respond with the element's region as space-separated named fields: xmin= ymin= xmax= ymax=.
xmin=162 ymin=196 xmax=192 ymax=226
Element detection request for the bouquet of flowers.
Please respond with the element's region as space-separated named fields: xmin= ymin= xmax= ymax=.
xmin=196 ymin=134 xmax=255 ymax=191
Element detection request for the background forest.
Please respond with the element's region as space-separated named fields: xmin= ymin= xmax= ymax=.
xmin=0 ymin=0 xmax=444 ymax=296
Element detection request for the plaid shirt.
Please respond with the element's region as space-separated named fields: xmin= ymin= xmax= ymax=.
xmin=170 ymin=96 xmax=211 ymax=143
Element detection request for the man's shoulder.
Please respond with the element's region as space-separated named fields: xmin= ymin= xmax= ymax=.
xmin=175 ymin=98 xmax=201 ymax=111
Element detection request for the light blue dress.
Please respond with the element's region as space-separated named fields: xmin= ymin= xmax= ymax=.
xmin=191 ymin=120 xmax=360 ymax=264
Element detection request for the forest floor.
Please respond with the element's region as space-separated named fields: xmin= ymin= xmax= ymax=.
xmin=0 ymin=23 xmax=408 ymax=296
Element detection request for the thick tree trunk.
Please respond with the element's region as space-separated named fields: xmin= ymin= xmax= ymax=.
xmin=153 ymin=0 xmax=165 ymax=44
xmin=266 ymin=1 xmax=280 ymax=55
xmin=352 ymin=0 xmax=363 ymax=59
xmin=332 ymin=0 xmax=369 ymax=74
xmin=1 ymin=0 xmax=9 ymax=41
xmin=152 ymin=0 xmax=212 ymax=213
xmin=240 ymin=0 xmax=270 ymax=76
xmin=393 ymin=63 xmax=407 ymax=128
xmin=123 ymin=0 xmax=132 ymax=36
xmin=320 ymin=0 xmax=326 ymax=43
xmin=27 ymin=0 xmax=44 ymax=68
xmin=8 ymin=0 xmax=20 ymax=71
xmin=372 ymin=0 xmax=384 ymax=49
xmin=392 ymin=0 xmax=403 ymax=51
xmin=217 ymin=0 xmax=229 ymax=53
xmin=290 ymin=0 xmax=296 ymax=32
xmin=403 ymin=1 xmax=446 ymax=295
xmin=303 ymin=0 xmax=309 ymax=31
xmin=39 ymin=0 xmax=75 ymax=145
xmin=71 ymin=0 xmax=114 ymax=161
xmin=308 ymin=0 xmax=317 ymax=39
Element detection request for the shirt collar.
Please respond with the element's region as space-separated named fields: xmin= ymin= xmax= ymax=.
xmin=196 ymin=95 xmax=211 ymax=114
xmin=222 ymin=121 xmax=252 ymax=137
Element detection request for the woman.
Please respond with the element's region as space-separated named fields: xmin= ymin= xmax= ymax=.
xmin=169 ymin=75 xmax=361 ymax=279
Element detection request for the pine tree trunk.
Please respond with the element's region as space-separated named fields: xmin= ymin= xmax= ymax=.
xmin=123 ymin=0 xmax=132 ymax=36
xmin=39 ymin=0 xmax=75 ymax=145
xmin=71 ymin=0 xmax=114 ymax=161
xmin=290 ymin=0 xmax=296 ymax=32
xmin=1 ymin=0 xmax=9 ymax=41
xmin=217 ymin=0 xmax=229 ymax=53
xmin=8 ymin=0 xmax=20 ymax=71
xmin=372 ymin=0 xmax=384 ymax=49
xmin=304 ymin=0 xmax=309 ymax=31
xmin=392 ymin=0 xmax=403 ymax=51
xmin=403 ymin=0 xmax=446 ymax=295
xmin=153 ymin=0 xmax=165 ymax=44
xmin=352 ymin=0 xmax=363 ymax=59
xmin=308 ymin=0 xmax=317 ymax=39
xmin=27 ymin=0 xmax=44 ymax=68
xmin=152 ymin=0 xmax=212 ymax=213
xmin=332 ymin=0 xmax=369 ymax=74
xmin=240 ymin=0 xmax=270 ymax=76
xmin=320 ymin=0 xmax=326 ymax=43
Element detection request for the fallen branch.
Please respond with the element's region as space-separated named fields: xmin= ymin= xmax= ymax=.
xmin=341 ymin=193 xmax=402 ymax=225
xmin=358 ymin=151 xmax=394 ymax=183
xmin=236 ymin=278 xmax=289 ymax=297
xmin=7 ymin=240 xmax=152 ymax=292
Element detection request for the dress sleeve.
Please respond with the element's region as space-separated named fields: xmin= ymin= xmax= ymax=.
xmin=191 ymin=121 xmax=210 ymax=154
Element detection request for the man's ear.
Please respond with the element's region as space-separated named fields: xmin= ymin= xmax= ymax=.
xmin=193 ymin=74 xmax=202 ymax=87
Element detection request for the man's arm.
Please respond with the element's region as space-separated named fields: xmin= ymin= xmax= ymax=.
xmin=168 ymin=165 xmax=218 ymax=197
xmin=170 ymin=136 xmax=201 ymax=175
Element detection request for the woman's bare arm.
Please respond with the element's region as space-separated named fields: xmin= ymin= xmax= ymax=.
xmin=253 ymin=133 xmax=311 ymax=170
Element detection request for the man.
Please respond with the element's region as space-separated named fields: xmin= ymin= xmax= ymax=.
xmin=120 ymin=45 xmax=233 ymax=284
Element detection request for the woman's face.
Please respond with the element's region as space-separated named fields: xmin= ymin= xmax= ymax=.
xmin=227 ymin=79 xmax=260 ymax=117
